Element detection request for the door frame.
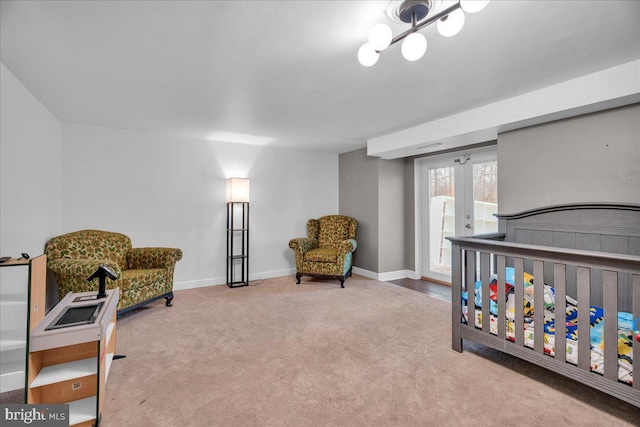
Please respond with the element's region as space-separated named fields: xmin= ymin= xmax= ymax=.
xmin=413 ymin=146 xmax=497 ymax=283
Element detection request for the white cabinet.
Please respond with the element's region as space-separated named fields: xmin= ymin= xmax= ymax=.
xmin=0 ymin=255 xmax=45 ymax=394
xmin=27 ymin=288 xmax=118 ymax=427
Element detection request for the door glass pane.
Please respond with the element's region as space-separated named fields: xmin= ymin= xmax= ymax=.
xmin=429 ymin=167 xmax=455 ymax=275
xmin=473 ymin=161 xmax=498 ymax=233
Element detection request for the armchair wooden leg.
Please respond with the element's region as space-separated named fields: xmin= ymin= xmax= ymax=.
xmin=296 ymin=274 xmax=302 ymax=284
xmin=340 ymin=279 xmax=345 ymax=288
xmin=165 ymin=293 xmax=174 ymax=307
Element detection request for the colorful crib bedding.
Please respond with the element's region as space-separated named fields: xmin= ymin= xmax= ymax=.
xmin=462 ymin=267 xmax=634 ymax=385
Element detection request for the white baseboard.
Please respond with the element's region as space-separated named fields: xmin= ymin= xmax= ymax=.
xmin=173 ymin=277 xmax=225 ymax=291
xmin=251 ymin=267 xmax=296 ymax=281
xmin=173 ymin=268 xmax=297 ymax=291
xmin=174 ymin=267 xmax=420 ymax=290
xmin=352 ymin=267 xmax=418 ymax=282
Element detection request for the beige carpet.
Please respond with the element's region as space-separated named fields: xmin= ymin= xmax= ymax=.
xmin=99 ymin=275 xmax=640 ymax=426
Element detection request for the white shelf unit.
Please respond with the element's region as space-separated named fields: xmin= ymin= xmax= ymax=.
xmin=28 ymin=289 xmax=118 ymax=427
xmin=0 ymin=256 xmax=42 ymax=394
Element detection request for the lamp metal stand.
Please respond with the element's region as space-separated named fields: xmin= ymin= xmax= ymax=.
xmin=226 ymin=201 xmax=249 ymax=288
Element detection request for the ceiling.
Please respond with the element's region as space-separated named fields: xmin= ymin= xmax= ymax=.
xmin=1 ymin=1 xmax=639 ymax=155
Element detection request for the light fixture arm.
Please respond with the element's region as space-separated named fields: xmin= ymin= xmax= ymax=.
xmin=379 ymin=1 xmax=462 ymax=53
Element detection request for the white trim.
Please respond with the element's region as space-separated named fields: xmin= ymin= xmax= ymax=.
xmin=250 ymin=268 xmax=296 ymax=281
xmin=173 ymin=268 xmax=297 ymax=291
xmin=352 ymin=267 xmax=378 ymax=280
xmin=173 ymin=278 xmax=225 ymax=291
xmin=352 ymin=267 xmax=418 ymax=281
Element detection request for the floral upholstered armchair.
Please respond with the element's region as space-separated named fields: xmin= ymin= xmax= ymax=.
xmin=45 ymin=230 xmax=182 ymax=315
xmin=288 ymin=215 xmax=357 ymax=288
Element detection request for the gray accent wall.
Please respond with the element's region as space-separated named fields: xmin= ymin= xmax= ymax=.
xmin=498 ymin=104 xmax=640 ymax=213
xmin=378 ymin=159 xmax=405 ymax=272
xmin=339 ymin=148 xmax=406 ymax=274
xmin=339 ymin=148 xmax=379 ymax=272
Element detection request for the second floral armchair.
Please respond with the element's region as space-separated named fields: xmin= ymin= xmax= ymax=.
xmin=288 ymin=215 xmax=357 ymax=288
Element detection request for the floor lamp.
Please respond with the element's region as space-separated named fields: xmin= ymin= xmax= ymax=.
xmin=226 ymin=178 xmax=249 ymax=288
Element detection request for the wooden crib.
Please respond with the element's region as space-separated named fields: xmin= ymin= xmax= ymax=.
xmin=448 ymin=203 xmax=640 ymax=407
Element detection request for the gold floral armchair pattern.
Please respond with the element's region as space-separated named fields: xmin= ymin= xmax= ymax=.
xmin=45 ymin=230 xmax=182 ymax=315
xmin=288 ymin=215 xmax=357 ymax=288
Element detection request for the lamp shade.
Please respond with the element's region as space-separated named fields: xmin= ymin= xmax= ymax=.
xmin=358 ymin=42 xmax=379 ymax=66
xmin=460 ymin=0 xmax=490 ymax=14
xmin=437 ymin=9 xmax=465 ymax=37
xmin=401 ymin=32 xmax=427 ymax=61
xmin=368 ymin=24 xmax=393 ymax=51
xmin=227 ymin=178 xmax=250 ymax=202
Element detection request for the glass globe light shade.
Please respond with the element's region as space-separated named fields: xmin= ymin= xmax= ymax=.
xmin=368 ymin=24 xmax=393 ymax=51
xmin=437 ymin=9 xmax=465 ymax=37
xmin=358 ymin=42 xmax=379 ymax=67
xmin=401 ymin=32 xmax=427 ymax=61
xmin=460 ymin=0 xmax=490 ymax=14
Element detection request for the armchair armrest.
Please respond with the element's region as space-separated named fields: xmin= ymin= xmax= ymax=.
xmin=338 ymin=239 xmax=357 ymax=256
xmin=127 ymin=247 xmax=183 ymax=270
xmin=48 ymin=258 xmax=122 ymax=279
xmin=288 ymin=237 xmax=318 ymax=253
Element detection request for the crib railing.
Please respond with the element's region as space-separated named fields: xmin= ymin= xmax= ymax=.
xmin=449 ymin=234 xmax=640 ymax=404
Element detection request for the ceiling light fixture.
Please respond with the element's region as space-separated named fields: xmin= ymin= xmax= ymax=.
xmin=358 ymin=0 xmax=490 ymax=66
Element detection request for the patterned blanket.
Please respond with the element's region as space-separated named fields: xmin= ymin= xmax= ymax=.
xmin=462 ymin=267 xmax=634 ymax=385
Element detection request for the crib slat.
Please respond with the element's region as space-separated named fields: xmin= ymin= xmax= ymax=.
xmin=515 ymin=258 xmax=524 ymax=347
xmin=554 ymin=263 xmax=566 ymax=363
xmin=481 ymin=252 xmax=490 ymax=333
xmin=497 ymin=256 xmax=506 ymax=340
xmin=633 ymin=274 xmax=640 ymax=391
xmin=603 ymin=270 xmax=618 ymax=381
xmin=533 ymin=260 xmax=544 ymax=354
xmin=466 ymin=251 xmax=476 ymax=329
xmin=577 ymin=267 xmax=591 ymax=371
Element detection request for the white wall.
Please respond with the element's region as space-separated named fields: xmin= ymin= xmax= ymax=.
xmin=498 ymin=104 xmax=640 ymax=213
xmin=61 ymin=124 xmax=338 ymax=289
xmin=0 ymin=63 xmax=61 ymax=392
xmin=0 ymin=63 xmax=62 ymax=260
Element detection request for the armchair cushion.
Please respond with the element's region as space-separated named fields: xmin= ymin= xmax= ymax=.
xmin=45 ymin=230 xmax=182 ymax=315
xmin=304 ymin=247 xmax=339 ymax=263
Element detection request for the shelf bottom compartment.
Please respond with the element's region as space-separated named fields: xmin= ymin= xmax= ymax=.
xmin=69 ymin=395 xmax=97 ymax=426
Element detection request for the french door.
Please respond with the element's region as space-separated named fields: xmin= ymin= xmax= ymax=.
xmin=418 ymin=148 xmax=498 ymax=283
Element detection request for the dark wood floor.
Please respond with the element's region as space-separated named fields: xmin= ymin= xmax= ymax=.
xmin=387 ymin=278 xmax=452 ymax=303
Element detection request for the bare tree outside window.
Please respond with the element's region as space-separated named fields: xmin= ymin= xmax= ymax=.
xmin=429 ymin=167 xmax=455 ymax=197
xmin=473 ymin=161 xmax=498 ymax=204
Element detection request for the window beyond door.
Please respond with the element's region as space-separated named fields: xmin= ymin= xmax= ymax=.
xmin=421 ymin=150 xmax=498 ymax=282
xmin=428 ymin=166 xmax=455 ymax=276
